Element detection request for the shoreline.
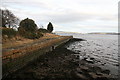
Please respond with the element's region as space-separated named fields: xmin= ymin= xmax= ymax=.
xmin=2 ymin=38 xmax=118 ymax=80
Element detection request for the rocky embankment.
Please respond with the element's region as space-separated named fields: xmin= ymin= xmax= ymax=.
xmin=2 ymin=38 xmax=118 ymax=80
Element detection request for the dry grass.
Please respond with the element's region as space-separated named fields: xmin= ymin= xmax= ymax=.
xmin=2 ymin=33 xmax=60 ymax=49
xmin=2 ymin=33 xmax=72 ymax=64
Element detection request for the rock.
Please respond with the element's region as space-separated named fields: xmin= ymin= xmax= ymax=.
xmin=80 ymin=69 xmax=87 ymax=73
xmin=89 ymin=66 xmax=102 ymax=72
xmin=115 ymin=64 xmax=119 ymax=66
xmin=101 ymin=70 xmax=110 ymax=75
xmin=78 ymin=51 xmax=81 ymax=53
xmin=95 ymin=77 xmax=109 ymax=80
xmin=72 ymin=61 xmax=79 ymax=66
xmin=75 ymin=72 xmax=89 ymax=80
xmin=87 ymin=61 xmax=94 ymax=64
xmin=109 ymin=78 xmax=118 ymax=80
xmin=80 ymin=66 xmax=89 ymax=70
xmin=88 ymin=72 xmax=98 ymax=79
xmin=101 ymin=63 xmax=106 ymax=66
xmin=96 ymin=72 xmax=103 ymax=76
xmin=86 ymin=58 xmax=94 ymax=64
xmin=75 ymin=55 xmax=79 ymax=59
xmin=80 ymin=66 xmax=91 ymax=72
xmin=90 ymin=57 xmax=95 ymax=60
xmin=44 ymin=58 xmax=48 ymax=62
xmin=76 ymin=68 xmax=83 ymax=74
xmin=83 ymin=57 xmax=87 ymax=60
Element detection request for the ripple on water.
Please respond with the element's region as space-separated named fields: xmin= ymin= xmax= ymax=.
xmin=66 ymin=34 xmax=118 ymax=77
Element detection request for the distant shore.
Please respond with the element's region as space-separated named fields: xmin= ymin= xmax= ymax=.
xmin=2 ymin=38 xmax=117 ymax=80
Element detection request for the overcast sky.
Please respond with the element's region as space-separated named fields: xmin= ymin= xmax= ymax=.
xmin=1 ymin=0 xmax=119 ymax=33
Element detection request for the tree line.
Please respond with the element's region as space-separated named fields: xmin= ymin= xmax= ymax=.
xmin=1 ymin=9 xmax=54 ymax=39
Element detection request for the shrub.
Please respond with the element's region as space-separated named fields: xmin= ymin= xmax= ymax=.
xmin=37 ymin=32 xmax=43 ymax=37
xmin=18 ymin=18 xmax=42 ymax=39
xmin=2 ymin=28 xmax=17 ymax=38
xmin=19 ymin=18 xmax=37 ymax=33
xmin=18 ymin=27 xmax=26 ymax=36
xmin=38 ymin=28 xmax=49 ymax=33
xmin=24 ymin=32 xmax=43 ymax=39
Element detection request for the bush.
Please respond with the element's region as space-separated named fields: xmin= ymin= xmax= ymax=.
xmin=19 ymin=18 xmax=37 ymax=33
xmin=2 ymin=28 xmax=17 ymax=38
xmin=18 ymin=18 xmax=42 ymax=39
xmin=24 ymin=32 xmax=43 ymax=39
xmin=18 ymin=27 xmax=26 ymax=36
xmin=38 ymin=28 xmax=49 ymax=33
xmin=37 ymin=32 xmax=43 ymax=37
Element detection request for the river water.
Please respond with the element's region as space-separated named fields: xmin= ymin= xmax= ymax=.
xmin=56 ymin=33 xmax=119 ymax=77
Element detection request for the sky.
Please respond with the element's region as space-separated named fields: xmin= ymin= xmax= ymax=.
xmin=1 ymin=0 xmax=119 ymax=33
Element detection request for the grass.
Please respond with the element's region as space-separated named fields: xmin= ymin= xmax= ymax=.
xmin=2 ymin=34 xmax=72 ymax=62
xmin=2 ymin=33 xmax=60 ymax=49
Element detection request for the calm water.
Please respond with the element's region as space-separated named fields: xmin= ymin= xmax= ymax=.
xmin=56 ymin=33 xmax=119 ymax=77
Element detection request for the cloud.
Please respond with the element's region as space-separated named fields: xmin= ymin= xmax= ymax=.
xmin=1 ymin=0 xmax=119 ymax=33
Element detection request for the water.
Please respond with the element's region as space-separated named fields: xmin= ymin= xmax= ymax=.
xmin=56 ymin=33 xmax=119 ymax=77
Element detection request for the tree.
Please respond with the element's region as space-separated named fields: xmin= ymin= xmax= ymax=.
xmin=1 ymin=9 xmax=20 ymax=28
xmin=18 ymin=18 xmax=42 ymax=39
xmin=47 ymin=22 xmax=53 ymax=33
xmin=19 ymin=18 xmax=37 ymax=32
xmin=2 ymin=17 xmax=6 ymax=27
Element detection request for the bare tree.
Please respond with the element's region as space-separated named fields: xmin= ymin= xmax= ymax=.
xmin=1 ymin=9 xmax=20 ymax=28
